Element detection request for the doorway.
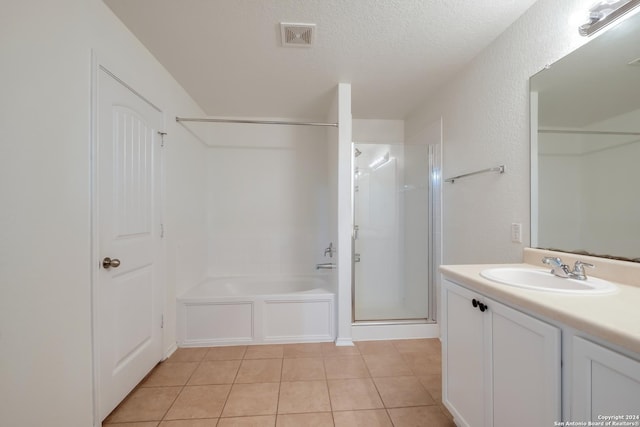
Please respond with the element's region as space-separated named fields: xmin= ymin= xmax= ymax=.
xmin=93 ymin=66 xmax=164 ymax=421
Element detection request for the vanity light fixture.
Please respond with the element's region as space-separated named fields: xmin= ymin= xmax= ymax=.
xmin=579 ymin=0 xmax=640 ymax=36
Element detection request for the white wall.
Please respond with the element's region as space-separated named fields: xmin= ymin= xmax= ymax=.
xmin=405 ymin=0 xmax=594 ymax=264
xmin=202 ymin=124 xmax=330 ymax=278
xmin=353 ymin=119 xmax=404 ymax=143
xmin=335 ymin=83 xmax=353 ymax=345
xmin=326 ymin=105 xmax=340 ymax=296
xmin=0 ymin=1 xmax=207 ymax=425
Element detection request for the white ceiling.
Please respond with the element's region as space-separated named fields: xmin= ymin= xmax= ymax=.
xmin=104 ymin=0 xmax=538 ymax=120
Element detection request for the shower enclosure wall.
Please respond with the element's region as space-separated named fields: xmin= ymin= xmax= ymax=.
xmin=352 ymin=142 xmax=438 ymax=323
xmin=173 ymin=90 xmax=440 ymax=344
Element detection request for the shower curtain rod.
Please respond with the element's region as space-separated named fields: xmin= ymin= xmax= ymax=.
xmin=539 ymin=129 xmax=640 ymax=136
xmin=176 ymin=117 xmax=339 ymax=127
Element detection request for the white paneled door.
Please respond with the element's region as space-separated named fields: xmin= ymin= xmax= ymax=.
xmin=96 ymin=68 xmax=163 ymax=421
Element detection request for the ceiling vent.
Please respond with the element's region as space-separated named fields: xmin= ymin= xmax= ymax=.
xmin=280 ymin=23 xmax=315 ymax=47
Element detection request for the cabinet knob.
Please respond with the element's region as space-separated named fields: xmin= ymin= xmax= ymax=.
xmin=471 ymin=298 xmax=488 ymax=312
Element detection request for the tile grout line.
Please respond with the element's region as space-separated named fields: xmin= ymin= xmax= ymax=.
xmin=216 ymin=346 xmax=247 ymax=421
xmin=385 ymin=341 xmax=426 ymax=426
xmin=274 ymin=354 xmax=284 ymax=422
xmin=320 ymin=354 xmax=335 ymax=427
xmin=159 ymin=348 xmax=208 ymax=423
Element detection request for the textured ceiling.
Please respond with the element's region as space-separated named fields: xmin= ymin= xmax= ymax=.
xmin=104 ymin=0 xmax=538 ymax=120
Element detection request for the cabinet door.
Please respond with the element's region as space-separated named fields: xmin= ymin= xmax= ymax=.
xmin=442 ymin=280 xmax=490 ymax=427
xmin=572 ymin=336 xmax=640 ymax=420
xmin=490 ymin=300 xmax=561 ymax=427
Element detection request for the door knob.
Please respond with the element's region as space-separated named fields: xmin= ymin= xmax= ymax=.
xmin=102 ymin=257 xmax=121 ymax=269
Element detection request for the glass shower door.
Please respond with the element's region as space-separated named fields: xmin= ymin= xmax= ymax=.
xmin=353 ymin=143 xmax=433 ymax=321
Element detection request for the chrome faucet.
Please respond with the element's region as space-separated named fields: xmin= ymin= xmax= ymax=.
xmin=542 ymin=257 xmax=594 ymax=280
xmin=570 ymin=260 xmax=595 ymax=280
xmin=316 ymin=262 xmax=336 ymax=270
xmin=324 ymin=242 xmax=335 ymax=258
xmin=542 ymin=257 xmax=571 ymax=278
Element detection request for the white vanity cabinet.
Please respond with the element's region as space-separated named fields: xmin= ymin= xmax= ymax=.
xmin=571 ymin=336 xmax=640 ymax=420
xmin=442 ymin=279 xmax=561 ymax=427
xmin=442 ymin=279 xmax=488 ymax=426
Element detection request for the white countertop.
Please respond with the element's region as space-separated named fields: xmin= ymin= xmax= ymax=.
xmin=440 ymin=261 xmax=640 ymax=355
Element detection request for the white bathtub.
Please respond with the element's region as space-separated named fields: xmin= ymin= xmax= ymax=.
xmin=177 ymin=277 xmax=336 ymax=346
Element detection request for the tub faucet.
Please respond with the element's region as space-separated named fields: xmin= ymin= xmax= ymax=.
xmin=316 ymin=262 xmax=336 ymax=270
xmin=324 ymin=242 xmax=335 ymax=258
xmin=542 ymin=257 xmax=595 ymax=280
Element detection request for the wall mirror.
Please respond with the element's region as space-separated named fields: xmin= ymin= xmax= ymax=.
xmin=530 ymin=10 xmax=640 ymax=262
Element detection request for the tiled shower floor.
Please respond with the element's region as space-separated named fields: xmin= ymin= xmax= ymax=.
xmin=103 ymin=339 xmax=454 ymax=427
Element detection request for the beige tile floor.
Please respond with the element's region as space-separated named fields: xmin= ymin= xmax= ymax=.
xmin=103 ymin=339 xmax=454 ymax=427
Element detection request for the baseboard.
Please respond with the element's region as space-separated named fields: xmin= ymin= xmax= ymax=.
xmin=163 ymin=342 xmax=178 ymax=361
xmin=335 ymin=337 xmax=355 ymax=346
xmin=352 ymin=322 xmax=440 ymax=341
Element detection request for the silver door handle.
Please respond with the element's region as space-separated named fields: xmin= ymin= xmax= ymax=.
xmin=102 ymin=257 xmax=121 ymax=269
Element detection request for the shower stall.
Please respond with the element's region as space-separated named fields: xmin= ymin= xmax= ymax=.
xmin=352 ymin=142 xmax=439 ymax=323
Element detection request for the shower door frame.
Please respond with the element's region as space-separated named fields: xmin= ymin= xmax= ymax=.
xmin=350 ymin=142 xmax=438 ymax=324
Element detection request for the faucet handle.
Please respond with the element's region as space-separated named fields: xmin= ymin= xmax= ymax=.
xmin=542 ymin=256 xmax=571 ymax=278
xmin=323 ymin=242 xmax=335 ymax=258
xmin=572 ymin=261 xmax=594 ymax=279
xmin=542 ymin=256 xmax=563 ymax=267
xmin=574 ymin=260 xmax=594 ymax=269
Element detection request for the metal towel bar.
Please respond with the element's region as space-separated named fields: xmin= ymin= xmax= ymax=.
xmin=176 ymin=116 xmax=338 ymax=127
xmin=445 ymin=165 xmax=505 ymax=184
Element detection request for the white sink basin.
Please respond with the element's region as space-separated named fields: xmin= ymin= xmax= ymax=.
xmin=480 ymin=267 xmax=617 ymax=294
